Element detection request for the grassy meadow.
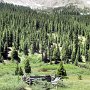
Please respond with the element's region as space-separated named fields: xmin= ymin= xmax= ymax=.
xmin=0 ymin=53 xmax=90 ymax=90
xmin=0 ymin=3 xmax=90 ymax=90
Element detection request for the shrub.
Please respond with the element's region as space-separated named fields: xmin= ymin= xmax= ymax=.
xmin=78 ymin=75 xmax=82 ymax=80
xmin=15 ymin=65 xmax=23 ymax=76
xmin=56 ymin=61 xmax=67 ymax=77
xmin=24 ymin=58 xmax=31 ymax=74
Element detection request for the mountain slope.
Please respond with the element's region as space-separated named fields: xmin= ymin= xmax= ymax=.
xmin=0 ymin=0 xmax=90 ymax=9
xmin=0 ymin=0 xmax=4 ymax=3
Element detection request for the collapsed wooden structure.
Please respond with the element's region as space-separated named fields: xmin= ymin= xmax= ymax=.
xmin=22 ymin=75 xmax=62 ymax=85
xmin=22 ymin=75 xmax=51 ymax=84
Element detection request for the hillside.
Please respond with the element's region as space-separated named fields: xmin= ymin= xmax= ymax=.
xmin=0 ymin=0 xmax=90 ymax=9
xmin=0 ymin=3 xmax=90 ymax=90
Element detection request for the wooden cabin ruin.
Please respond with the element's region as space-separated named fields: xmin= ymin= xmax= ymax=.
xmin=22 ymin=75 xmax=62 ymax=85
xmin=22 ymin=75 xmax=51 ymax=85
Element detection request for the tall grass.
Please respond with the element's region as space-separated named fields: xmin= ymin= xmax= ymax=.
xmin=0 ymin=63 xmax=26 ymax=90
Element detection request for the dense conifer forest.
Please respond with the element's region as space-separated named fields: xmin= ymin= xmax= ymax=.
xmin=0 ymin=3 xmax=90 ymax=64
xmin=0 ymin=3 xmax=90 ymax=90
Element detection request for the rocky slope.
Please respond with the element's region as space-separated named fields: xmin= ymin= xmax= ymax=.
xmin=0 ymin=0 xmax=90 ymax=9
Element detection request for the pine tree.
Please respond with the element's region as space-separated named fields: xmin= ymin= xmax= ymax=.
xmin=88 ymin=49 xmax=90 ymax=61
xmin=86 ymin=34 xmax=90 ymax=50
xmin=76 ymin=46 xmax=82 ymax=62
xmin=0 ymin=39 xmax=3 ymax=63
xmin=31 ymin=41 xmax=36 ymax=54
xmin=24 ymin=58 xmax=31 ymax=74
xmin=24 ymin=43 xmax=28 ymax=55
xmin=41 ymin=42 xmax=44 ymax=61
xmin=74 ymin=55 xmax=78 ymax=66
xmin=11 ymin=48 xmax=20 ymax=62
xmin=43 ymin=50 xmax=48 ymax=63
xmin=16 ymin=30 xmax=20 ymax=50
xmin=0 ymin=53 xmax=3 ymax=63
xmin=85 ymin=49 xmax=89 ymax=62
xmin=73 ymin=29 xmax=78 ymax=54
xmin=71 ymin=50 xmax=76 ymax=64
xmin=3 ymin=42 xmax=8 ymax=59
xmin=61 ymin=43 xmax=70 ymax=63
xmin=56 ymin=61 xmax=67 ymax=77
xmin=53 ymin=46 xmax=60 ymax=64
xmin=36 ymin=41 xmax=39 ymax=53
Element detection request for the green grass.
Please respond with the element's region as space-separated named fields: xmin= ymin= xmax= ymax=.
xmin=54 ymin=75 xmax=90 ymax=90
xmin=0 ymin=62 xmax=26 ymax=90
xmin=29 ymin=54 xmax=90 ymax=90
xmin=0 ymin=54 xmax=90 ymax=90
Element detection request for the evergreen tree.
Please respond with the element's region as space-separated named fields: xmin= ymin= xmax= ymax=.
xmin=76 ymin=46 xmax=82 ymax=62
xmin=53 ymin=46 xmax=60 ymax=64
xmin=71 ymin=50 xmax=76 ymax=64
xmin=24 ymin=43 xmax=28 ymax=55
xmin=74 ymin=55 xmax=78 ymax=66
xmin=24 ymin=58 xmax=31 ymax=74
xmin=88 ymin=49 xmax=90 ymax=61
xmin=86 ymin=34 xmax=90 ymax=50
xmin=36 ymin=41 xmax=39 ymax=53
xmin=61 ymin=44 xmax=70 ymax=63
xmin=11 ymin=48 xmax=20 ymax=62
xmin=43 ymin=50 xmax=48 ymax=63
xmin=31 ymin=41 xmax=36 ymax=54
xmin=56 ymin=61 xmax=67 ymax=77
xmin=15 ymin=30 xmax=20 ymax=50
xmin=73 ymin=29 xmax=78 ymax=54
xmin=3 ymin=42 xmax=8 ymax=59
xmin=85 ymin=49 xmax=89 ymax=62
xmin=0 ymin=53 xmax=3 ymax=63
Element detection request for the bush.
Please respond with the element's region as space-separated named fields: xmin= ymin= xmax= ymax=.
xmin=24 ymin=58 xmax=31 ymax=74
xmin=15 ymin=65 xmax=23 ymax=76
xmin=56 ymin=61 xmax=67 ymax=77
xmin=78 ymin=75 xmax=82 ymax=80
